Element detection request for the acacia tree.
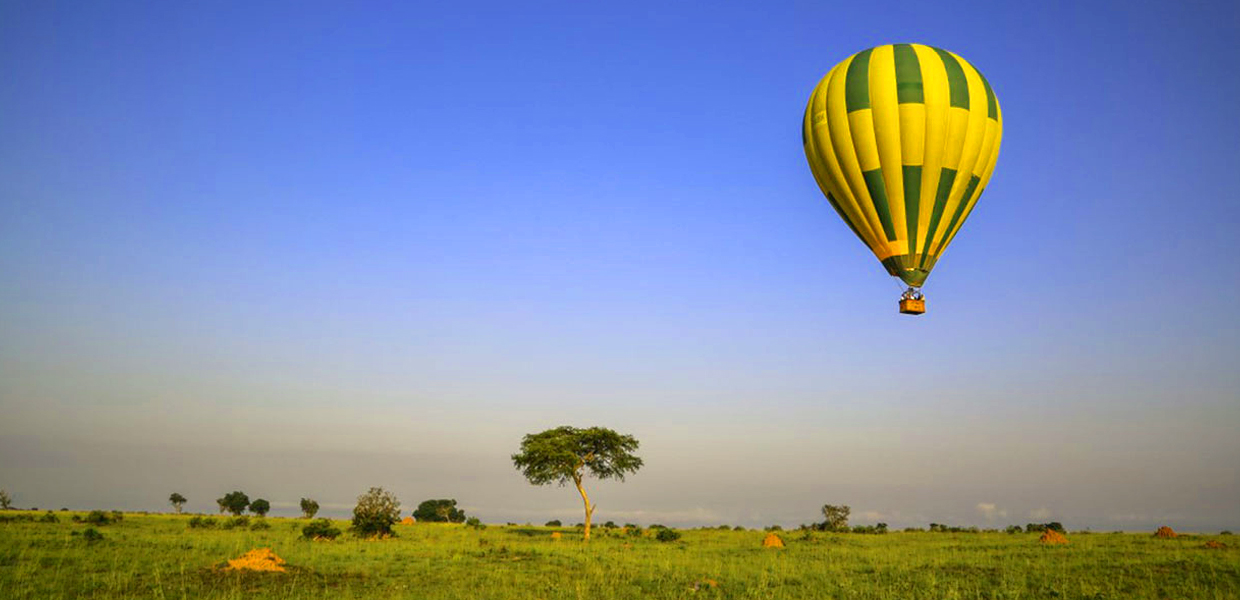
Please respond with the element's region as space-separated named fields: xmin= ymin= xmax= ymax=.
xmin=511 ymin=426 xmax=642 ymax=540
xmin=0 ymin=489 xmax=12 ymax=510
xmin=169 ymin=493 xmax=187 ymax=514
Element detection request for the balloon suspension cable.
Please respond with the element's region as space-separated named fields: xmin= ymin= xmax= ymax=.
xmin=900 ymin=287 xmax=923 ymax=301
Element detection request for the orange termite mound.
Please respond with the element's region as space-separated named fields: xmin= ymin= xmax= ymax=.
xmin=1154 ymin=526 xmax=1177 ymax=539
xmin=1202 ymin=540 xmax=1228 ymax=549
xmin=550 ymin=532 xmax=562 ymax=540
xmin=1038 ymin=529 xmax=1069 ymax=545
xmin=762 ymin=533 xmax=785 ymax=548
xmin=400 ymin=517 xmax=415 ymax=525
xmin=224 ymin=548 xmax=286 ymax=572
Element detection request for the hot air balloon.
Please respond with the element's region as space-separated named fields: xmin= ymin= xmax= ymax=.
xmin=802 ymin=44 xmax=1002 ymax=315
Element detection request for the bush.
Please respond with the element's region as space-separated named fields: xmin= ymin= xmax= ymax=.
xmin=188 ymin=516 xmax=217 ymax=529
xmin=1221 ymin=530 xmax=1233 ymax=536
xmin=655 ymin=528 xmax=681 ymax=542
xmin=627 ymin=526 xmax=643 ymax=537
xmin=765 ymin=525 xmax=783 ymax=532
xmin=1024 ymin=522 xmax=1065 ymax=534
xmin=302 ymin=518 xmax=341 ymax=540
xmin=250 ymin=519 xmax=271 ymax=531
xmin=850 ymin=523 xmax=888 ymax=534
xmin=1005 ymin=525 xmax=1023 ymax=534
xmin=83 ymin=510 xmax=115 ymax=526
xmin=221 ymin=516 xmax=250 ymax=530
xmin=545 ymin=519 xmax=561 ymax=527
xmin=733 ymin=525 xmax=745 ymax=531
xmin=351 ymin=487 xmax=400 ymax=538
xmin=81 ymin=528 xmax=104 ymax=542
xmin=466 ymin=517 xmax=485 ymax=530
xmin=603 ymin=521 xmax=618 ymax=529
xmin=38 ymin=511 xmax=58 ymax=523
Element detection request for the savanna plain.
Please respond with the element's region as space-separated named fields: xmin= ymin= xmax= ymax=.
xmin=2 ymin=513 xmax=1238 ymax=599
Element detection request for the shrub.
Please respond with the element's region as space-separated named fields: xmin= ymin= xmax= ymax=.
xmin=250 ymin=519 xmax=271 ymax=531
xmin=545 ymin=520 xmax=562 ymax=527
xmin=84 ymin=510 xmax=114 ymax=526
xmin=38 ymin=511 xmax=58 ymax=523
xmin=655 ymin=528 xmax=681 ymax=542
xmin=351 ymin=487 xmax=400 ymax=538
xmin=302 ymin=518 xmax=341 ymax=540
xmin=81 ymin=528 xmax=104 ymax=542
xmin=850 ymin=523 xmax=888 ymax=534
xmin=603 ymin=521 xmax=618 ymax=529
xmin=466 ymin=517 xmax=485 ymax=530
xmin=1005 ymin=525 xmax=1023 ymax=534
xmin=765 ymin=525 xmax=783 ymax=532
xmin=221 ymin=516 xmax=250 ymax=530
xmin=1024 ymin=522 xmax=1065 ymax=534
xmin=188 ymin=516 xmax=217 ymax=529
xmin=627 ymin=526 xmax=643 ymax=537
xmin=733 ymin=525 xmax=745 ymax=531
xmin=1220 ymin=530 xmax=1233 ymax=536
xmin=623 ymin=523 xmax=638 ymax=529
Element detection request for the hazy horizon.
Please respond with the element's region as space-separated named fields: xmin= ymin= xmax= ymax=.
xmin=2 ymin=1 xmax=1237 ymax=533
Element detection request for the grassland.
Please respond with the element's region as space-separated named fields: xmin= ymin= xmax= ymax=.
xmin=1 ymin=513 xmax=1237 ymax=599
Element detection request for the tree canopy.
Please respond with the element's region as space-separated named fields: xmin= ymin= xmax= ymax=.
xmin=300 ymin=498 xmax=320 ymax=519
xmin=249 ymin=498 xmax=271 ymax=517
xmin=218 ymin=491 xmax=250 ymax=516
xmin=512 ymin=426 xmax=642 ymax=486
xmin=168 ymin=493 xmax=186 ymax=514
xmin=413 ymin=499 xmax=466 ymax=523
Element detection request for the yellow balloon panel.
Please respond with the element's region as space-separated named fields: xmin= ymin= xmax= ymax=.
xmin=803 ymin=44 xmax=1002 ymax=287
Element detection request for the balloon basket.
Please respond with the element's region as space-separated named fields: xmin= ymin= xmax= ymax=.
xmin=899 ymin=289 xmax=925 ymax=315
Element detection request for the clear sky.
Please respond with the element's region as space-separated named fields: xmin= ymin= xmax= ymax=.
xmin=1 ymin=0 xmax=1237 ymax=531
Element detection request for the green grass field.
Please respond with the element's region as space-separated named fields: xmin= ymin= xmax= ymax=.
xmin=1 ymin=513 xmax=1236 ymax=599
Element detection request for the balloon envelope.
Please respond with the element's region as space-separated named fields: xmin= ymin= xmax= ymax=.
xmin=803 ymin=44 xmax=1002 ymax=287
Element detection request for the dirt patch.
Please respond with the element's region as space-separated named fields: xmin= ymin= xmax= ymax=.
xmin=691 ymin=579 xmax=720 ymax=592
xmin=224 ymin=548 xmax=286 ymax=572
xmin=762 ymin=533 xmax=785 ymax=548
xmin=1039 ymin=529 xmax=1069 ymax=545
xmin=1154 ymin=526 xmax=1177 ymax=539
xmin=400 ymin=517 xmax=415 ymax=525
xmin=1203 ymin=541 xmax=1228 ymax=549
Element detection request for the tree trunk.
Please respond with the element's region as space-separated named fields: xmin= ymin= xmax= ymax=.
xmin=574 ymin=476 xmax=595 ymax=540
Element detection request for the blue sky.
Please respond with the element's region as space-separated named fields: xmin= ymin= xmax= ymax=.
xmin=1 ymin=1 xmax=1237 ymax=530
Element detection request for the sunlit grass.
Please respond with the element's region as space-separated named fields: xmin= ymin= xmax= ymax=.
xmin=0 ymin=513 xmax=1236 ymax=599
